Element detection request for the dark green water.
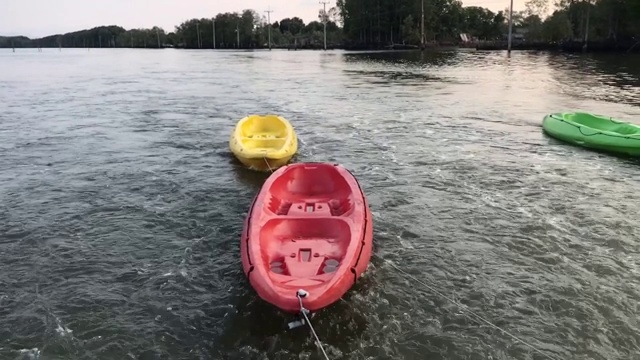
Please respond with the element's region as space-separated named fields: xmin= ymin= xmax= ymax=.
xmin=1 ymin=48 xmax=639 ymax=360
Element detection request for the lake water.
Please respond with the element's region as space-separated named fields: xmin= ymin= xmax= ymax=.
xmin=1 ymin=48 xmax=639 ymax=360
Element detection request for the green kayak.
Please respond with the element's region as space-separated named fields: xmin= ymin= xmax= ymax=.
xmin=542 ymin=112 xmax=640 ymax=156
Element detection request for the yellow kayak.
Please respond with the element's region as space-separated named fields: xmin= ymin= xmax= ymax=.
xmin=229 ymin=115 xmax=298 ymax=172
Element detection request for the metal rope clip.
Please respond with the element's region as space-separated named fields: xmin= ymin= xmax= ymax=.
xmin=297 ymin=289 xmax=310 ymax=314
xmin=288 ymin=289 xmax=310 ymax=330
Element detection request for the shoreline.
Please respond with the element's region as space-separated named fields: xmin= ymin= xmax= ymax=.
xmin=0 ymin=45 xmax=640 ymax=55
xmin=3 ymin=40 xmax=639 ymax=54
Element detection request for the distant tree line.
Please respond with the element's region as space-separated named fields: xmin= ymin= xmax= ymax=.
xmin=0 ymin=8 xmax=344 ymax=50
xmin=0 ymin=25 xmax=170 ymax=49
xmin=336 ymin=0 xmax=640 ymax=47
xmin=172 ymin=9 xmax=342 ymax=49
xmin=1 ymin=1 xmax=638 ymax=50
xmin=513 ymin=0 xmax=640 ymax=43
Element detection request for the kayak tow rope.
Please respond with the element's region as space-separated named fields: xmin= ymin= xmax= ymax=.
xmin=296 ymin=289 xmax=330 ymax=360
xmin=263 ymin=154 xmax=274 ymax=173
xmin=384 ymin=259 xmax=558 ymax=360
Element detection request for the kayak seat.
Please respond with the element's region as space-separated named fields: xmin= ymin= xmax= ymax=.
xmin=266 ymin=164 xmax=354 ymax=216
xmin=611 ymin=125 xmax=640 ymax=136
xmin=260 ymin=218 xmax=350 ymax=279
xmin=240 ymin=114 xmax=289 ymax=139
xmin=240 ymin=137 xmax=286 ymax=151
xmin=269 ymin=164 xmax=352 ymax=200
xmin=244 ymin=133 xmax=287 ymax=140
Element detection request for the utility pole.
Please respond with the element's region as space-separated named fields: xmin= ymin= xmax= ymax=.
xmin=156 ymin=28 xmax=161 ymax=48
xmin=421 ymin=0 xmax=425 ymax=50
xmin=236 ymin=23 xmax=240 ymax=48
xmin=212 ymin=18 xmax=216 ymax=49
xmin=507 ymin=0 xmax=514 ymax=55
xmin=583 ymin=0 xmax=591 ymax=52
xmin=320 ymin=1 xmax=330 ymax=50
xmin=265 ymin=8 xmax=274 ymax=50
xmin=196 ymin=22 xmax=201 ymax=48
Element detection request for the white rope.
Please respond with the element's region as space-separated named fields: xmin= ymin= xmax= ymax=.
xmin=297 ymin=290 xmax=330 ymax=360
xmin=263 ymin=153 xmax=274 ymax=173
xmin=384 ymin=259 xmax=557 ymax=360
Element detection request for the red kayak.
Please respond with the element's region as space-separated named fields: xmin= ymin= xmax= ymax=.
xmin=241 ymin=162 xmax=373 ymax=314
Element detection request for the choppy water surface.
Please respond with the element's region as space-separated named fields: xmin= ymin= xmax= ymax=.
xmin=1 ymin=48 xmax=640 ymax=360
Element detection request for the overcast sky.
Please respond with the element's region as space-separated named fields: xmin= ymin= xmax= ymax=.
xmin=2 ymin=0 xmax=528 ymax=38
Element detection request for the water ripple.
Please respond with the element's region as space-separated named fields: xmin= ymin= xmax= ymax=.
xmin=0 ymin=48 xmax=639 ymax=360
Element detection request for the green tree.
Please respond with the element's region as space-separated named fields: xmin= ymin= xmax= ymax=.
xmin=279 ymin=17 xmax=306 ymax=35
xmin=337 ymin=0 xmax=515 ymax=46
xmin=542 ymin=11 xmax=574 ymax=40
xmin=525 ymin=0 xmax=550 ymax=17
xmin=461 ymin=7 xmax=503 ymax=40
xmin=402 ymin=15 xmax=419 ymax=43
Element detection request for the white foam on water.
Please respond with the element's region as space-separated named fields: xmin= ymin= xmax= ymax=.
xmin=55 ymin=323 xmax=73 ymax=336
xmin=546 ymin=216 xmax=572 ymax=234
xmin=18 ymin=348 xmax=40 ymax=359
xmin=517 ymin=207 xmax=533 ymax=218
xmin=54 ymin=315 xmax=73 ymax=337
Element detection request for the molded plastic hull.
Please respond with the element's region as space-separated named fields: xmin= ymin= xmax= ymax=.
xmin=229 ymin=115 xmax=298 ymax=172
xmin=543 ymin=113 xmax=640 ymax=156
xmin=234 ymin=155 xmax=294 ymax=172
xmin=241 ymin=163 xmax=373 ymax=313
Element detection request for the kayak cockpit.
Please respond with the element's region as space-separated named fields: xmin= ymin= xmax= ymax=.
xmin=563 ymin=112 xmax=640 ymax=136
xmin=268 ymin=163 xmax=354 ymax=207
xmin=260 ymin=218 xmax=351 ymax=286
xmin=610 ymin=125 xmax=640 ymax=136
xmin=237 ymin=115 xmax=291 ymax=152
